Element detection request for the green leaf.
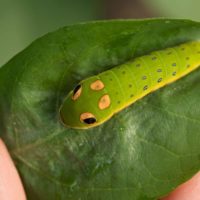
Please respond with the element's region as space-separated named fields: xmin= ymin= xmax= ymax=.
xmin=0 ymin=19 xmax=200 ymax=200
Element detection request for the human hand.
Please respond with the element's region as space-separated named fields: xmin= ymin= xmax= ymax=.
xmin=0 ymin=139 xmax=26 ymax=200
xmin=162 ymin=171 xmax=200 ymax=200
xmin=0 ymin=138 xmax=199 ymax=200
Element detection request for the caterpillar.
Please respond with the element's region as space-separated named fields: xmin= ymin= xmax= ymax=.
xmin=59 ymin=41 xmax=200 ymax=129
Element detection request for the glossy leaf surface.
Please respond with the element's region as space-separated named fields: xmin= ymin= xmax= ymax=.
xmin=0 ymin=19 xmax=200 ymax=200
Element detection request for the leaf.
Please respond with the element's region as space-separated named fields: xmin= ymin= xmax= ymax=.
xmin=0 ymin=19 xmax=200 ymax=200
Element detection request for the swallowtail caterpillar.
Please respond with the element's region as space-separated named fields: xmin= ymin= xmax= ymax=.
xmin=60 ymin=41 xmax=200 ymax=129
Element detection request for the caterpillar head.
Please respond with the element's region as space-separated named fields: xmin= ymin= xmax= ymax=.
xmin=59 ymin=77 xmax=112 ymax=129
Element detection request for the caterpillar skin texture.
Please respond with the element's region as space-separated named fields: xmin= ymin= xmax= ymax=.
xmin=60 ymin=41 xmax=200 ymax=129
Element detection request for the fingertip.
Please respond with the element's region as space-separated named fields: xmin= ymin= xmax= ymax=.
xmin=162 ymin=171 xmax=200 ymax=200
xmin=0 ymin=139 xmax=26 ymax=200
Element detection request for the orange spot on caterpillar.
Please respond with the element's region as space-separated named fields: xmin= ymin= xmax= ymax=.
xmin=98 ymin=94 xmax=110 ymax=110
xmin=72 ymin=85 xmax=82 ymax=101
xmin=80 ymin=112 xmax=96 ymax=124
xmin=90 ymin=80 xmax=104 ymax=91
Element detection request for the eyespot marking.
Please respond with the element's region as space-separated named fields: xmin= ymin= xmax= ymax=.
xmin=167 ymin=52 xmax=172 ymax=55
xmin=83 ymin=118 xmax=96 ymax=124
xmin=90 ymin=80 xmax=104 ymax=91
xmin=72 ymin=84 xmax=82 ymax=100
xmin=136 ymin=64 xmax=141 ymax=67
xmin=130 ymin=94 xmax=134 ymax=98
xmin=186 ymin=57 xmax=190 ymax=60
xmin=117 ymin=101 xmax=121 ymax=104
xmin=129 ymin=84 xmax=132 ymax=88
xmin=122 ymin=71 xmax=126 ymax=74
xmin=157 ymin=69 xmax=162 ymax=72
xmin=80 ymin=112 xmax=97 ymax=124
xmin=181 ymin=47 xmax=185 ymax=51
xmin=98 ymin=94 xmax=110 ymax=110
xmin=157 ymin=78 xmax=162 ymax=83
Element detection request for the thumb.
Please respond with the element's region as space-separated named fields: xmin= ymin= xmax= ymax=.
xmin=0 ymin=139 xmax=26 ymax=200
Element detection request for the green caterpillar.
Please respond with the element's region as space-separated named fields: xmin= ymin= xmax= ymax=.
xmin=59 ymin=41 xmax=200 ymax=129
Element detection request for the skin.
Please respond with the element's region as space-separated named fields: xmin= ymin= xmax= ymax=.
xmin=162 ymin=171 xmax=200 ymax=200
xmin=0 ymin=138 xmax=199 ymax=199
xmin=0 ymin=139 xmax=26 ymax=200
xmin=60 ymin=41 xmax=200 ymax=129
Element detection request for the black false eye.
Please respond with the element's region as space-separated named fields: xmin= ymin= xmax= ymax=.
xmin=72 ymin=84 xmax=82 ymax=101
xmin=73 ymin=84 xmax=81 ymax=95
xmin=83 ymin=117 xmax=97 ymax=124
xmin=80 ymin=112 xmax=97 ymax=125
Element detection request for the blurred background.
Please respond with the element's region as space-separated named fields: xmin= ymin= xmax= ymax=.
xmin=0 ymin=0 xmax=199 ymax=66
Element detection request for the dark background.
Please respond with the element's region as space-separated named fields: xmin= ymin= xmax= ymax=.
xmin=0 ymin=0 xmax=199 ymax=66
